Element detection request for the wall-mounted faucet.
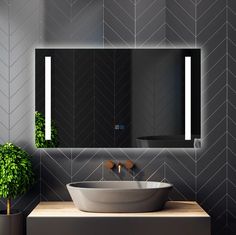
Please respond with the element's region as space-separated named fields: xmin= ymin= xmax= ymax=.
xmin=104 ymin=160 xmax=135 ymax=175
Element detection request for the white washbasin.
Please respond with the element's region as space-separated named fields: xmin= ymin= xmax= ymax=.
xmin=67 ymin=181 xmax=173 ymax=213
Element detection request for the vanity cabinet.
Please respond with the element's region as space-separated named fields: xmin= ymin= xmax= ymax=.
xmin=27 ymin=201 xmax=210 ymax=235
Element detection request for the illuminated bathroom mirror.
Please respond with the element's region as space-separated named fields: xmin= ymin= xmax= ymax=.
xmin=35 ymin=48 xmax=201 ymax=148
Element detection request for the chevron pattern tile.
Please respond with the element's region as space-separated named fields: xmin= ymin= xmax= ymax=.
xmin=72 ymin=149 xmax=103 ymax=182
xmin=228 ymin=0 xmax=236 ymax=233
xmin=41 ymin=149 xmax=72 ymax=201
xmin=42 ymin=0 xmax=103 ymax=46
xmin=9 ymin=0 xmax=40 ymax=149
xmin=136 ymin=0 xmax=166 ymax=47
xmin=165 ymin=149 xmax=196 ymax=200
xmin=104 ymin=0 xmax=135 ymax=47
xmin=166 ymin=0 xmax=196 ymax=47
xmin=196 ymin=1 xmax=227 ymax=234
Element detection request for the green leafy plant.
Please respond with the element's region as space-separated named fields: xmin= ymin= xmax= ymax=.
xmin=0 ymin=143 xmax=35 ymax=215
xmin=35 ymin=111 xmax=58 ymax=148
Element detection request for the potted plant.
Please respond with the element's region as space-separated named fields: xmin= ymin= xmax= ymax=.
xmin=0 ymin=143 xmax=35 ymax=235
xmin=35 ymin=111 xmax=58 ymax=148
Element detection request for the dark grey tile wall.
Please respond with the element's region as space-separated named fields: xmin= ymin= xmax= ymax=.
xmin=196 ymin=1 xmax=227 ymax=234
xmin=228 ymin=0 xmax=236 ymax=233
xmin=166 ymin=0 xmax=195 ymax=46
xmin=136 ymin=0 xmax=166 ymax=47
xmin=104 ymin=0 xmax=135 ymax=47
xmin=0 ymin=0 xmax=235 ymax=235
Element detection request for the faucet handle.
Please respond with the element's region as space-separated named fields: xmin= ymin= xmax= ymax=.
xmin=125 ymin=160 xmax=134 ymax=170
xmin=104 ymin=160 xmax=115 ymax=170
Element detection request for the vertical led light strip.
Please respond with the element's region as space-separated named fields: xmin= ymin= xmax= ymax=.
xmin=185 ymin=56 xmax=191 ymax=140
xmin=45 ymin=56 xmax=51 ymax=140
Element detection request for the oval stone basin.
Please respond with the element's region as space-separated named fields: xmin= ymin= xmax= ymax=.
xmin=66 ymin=181 xmax=173 ymax=213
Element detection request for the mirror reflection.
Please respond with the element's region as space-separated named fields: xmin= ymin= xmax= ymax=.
xmin=35 ymin=48 xmax=201 ymax=148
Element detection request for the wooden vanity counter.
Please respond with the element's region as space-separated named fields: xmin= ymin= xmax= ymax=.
xmin=27 ymin=201 xmax=210 ymax=235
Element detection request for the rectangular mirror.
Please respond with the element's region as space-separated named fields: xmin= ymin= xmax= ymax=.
xmin=35 ymin=48 xmax=201 ymax=148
